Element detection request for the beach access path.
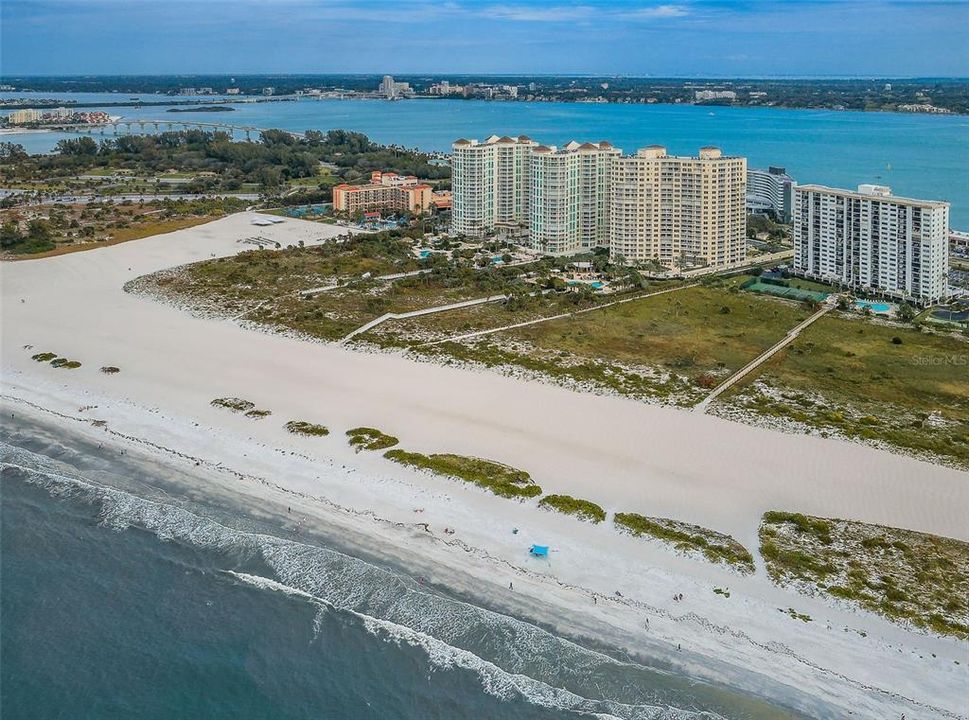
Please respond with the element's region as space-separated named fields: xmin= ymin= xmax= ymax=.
xmin=419 ymin=282 xmax=699 ymax=347
xmin=694 ymin=300 xmax=835 ymax=412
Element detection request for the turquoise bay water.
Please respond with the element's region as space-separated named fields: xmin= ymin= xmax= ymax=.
xmin=5 ymin=92 xmax=969 ymax=226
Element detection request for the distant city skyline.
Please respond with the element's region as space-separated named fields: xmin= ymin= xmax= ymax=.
xmin=2 ymin=0 xmax=968 ymax=78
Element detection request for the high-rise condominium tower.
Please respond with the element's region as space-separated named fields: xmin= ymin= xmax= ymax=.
xmin=451 ymin=135 xmax=536 ymax=237
xmin=452 ymin=137 xmax=746 ymax=267
xmin=609 ymin=146 xmax=747 ymax=267
xmin=793 ymin=184 xmax=950 ymax=304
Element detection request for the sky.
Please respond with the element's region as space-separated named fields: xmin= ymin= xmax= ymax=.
xmin=2 ymin=0 xmax=968 ymax=77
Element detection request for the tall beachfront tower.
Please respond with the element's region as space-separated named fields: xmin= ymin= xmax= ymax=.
xmin=609 ymin=146 xmax=747 ymax=267
xmin=451 ymin=135 xmax=536 ymax=237
xmin=528 ymin=141 xmax=620 ymax=255
xmin=451 ymin=135 xmax=618 ymax=253
xmin=793 ymin=184 xmax=950 ymax=304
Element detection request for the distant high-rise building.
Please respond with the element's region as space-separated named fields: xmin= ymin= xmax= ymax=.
xmin=6 ymin=109 xmax=41 ymax=124
xmin=378 ymin=75 xmax=411 ymax=99
xmin=793 ymin=184 xmax=950 ymax=304
xmin=609 ymin=146 xmax=747 ymax=267
xmin=747 ymin=166 xmax=795 ymax=222
xmin=452 ymin=136 xmax=747 ymax=267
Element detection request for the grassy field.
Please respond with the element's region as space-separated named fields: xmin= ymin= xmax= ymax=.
xmin=723 ymin=314 xmax=969 ymax=467
xmin=506 ymin=281 xmax=809 ymax=378
xmin=254 ymin=264 xmax=530 ymax=340
xmin=363 ymin=284 xmax=654 ymax=348
xmin=407 ymin=277 xmax=810 ymax=404
xmin=760 ymin=511 xmax=969 ymax=638
xmin=139 ymin=234 xmax=537 ymax=340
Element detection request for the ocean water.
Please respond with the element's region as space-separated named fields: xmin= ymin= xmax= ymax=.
xmin=4 ymin=92 xmax=968 ymax=227
xmin=0 ymin=415 xmax=816 ymax=720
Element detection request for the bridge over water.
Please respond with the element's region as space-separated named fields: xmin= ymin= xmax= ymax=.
xmin=41 ymin=120 xmax=306 ymax=142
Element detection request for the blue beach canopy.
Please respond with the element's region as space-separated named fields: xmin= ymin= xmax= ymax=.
xmin=529 ymin=545 xmax=549 ymax=557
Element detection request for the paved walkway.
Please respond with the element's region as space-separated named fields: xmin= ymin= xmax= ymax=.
xmin=300 ymin=268 xmax=430 ymax=298
xmin=300 ymin=258 xmax=541 ymax=298
xmin=338 ymin=293 xmax=512 ymax=344
xmin=419 ymin=283 xmax=699 ymax=347
xmin=693 ymin=302 xmax=834 ymax=413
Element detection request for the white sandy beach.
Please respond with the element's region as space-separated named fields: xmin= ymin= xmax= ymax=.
xmin=2 ymin=213 xmax=967 ymax=718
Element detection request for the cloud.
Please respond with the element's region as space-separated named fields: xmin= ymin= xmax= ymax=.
xmin=481 ymin=3 xmax=689 ymax=23
xmin=620 ymin=4 xmax=690 ymax=20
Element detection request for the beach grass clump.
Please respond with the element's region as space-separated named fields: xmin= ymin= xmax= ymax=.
xmin=347 ymin=427 xmax=399 ymax=450
xmin=383 ymin=449 xmax=541 ymax=499
xmin=210 ymin=397 xmax=255 ymax=412
xmin=245 ymin=409 xmax=272 ymax=419
xmin=285 ymin=420 xmax=329 ymax=437
xmin=614 ymin=512 xmax=755 ymax=573
xmin=31 ymin=352 xmax=57 ymax=362
xmin=759 ymin=511 xmax=969 ymax=638
xmin=100 ymin=366 xmax=121 ymax=374
xmin=538 ymin=494 xmax=606 ymax=523
xmin=50 ymin=357 xmax=82 ymax=369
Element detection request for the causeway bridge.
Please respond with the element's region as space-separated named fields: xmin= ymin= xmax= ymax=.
xmin=40 ymin=120 xmax=306 ymax=142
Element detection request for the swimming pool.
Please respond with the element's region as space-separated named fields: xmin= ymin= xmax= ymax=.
xmin=855 ymin=300 xmax=893 ymax=314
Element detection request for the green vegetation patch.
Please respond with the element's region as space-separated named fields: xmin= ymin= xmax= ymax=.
xmin=760 ymin=511 xmax=969 ymax=638
xmin=210 ymin=397 xmax=255 ymax=412
xmin=614 ymin=512 xmax=755 ymax=572
xmin=100 ymin=366 xmax=121 ymax=374
xmin=284 ymin=420 xmax=329 ymax=437
xmin=346 ymin=427 xmax=399 ymax=450
xmin=31 ymin=352 xmax=57 ymax=362
xmin=538 ymin=494 xmax=606 ymax=523
xmin=725 ymin=314 xmax=969 ymax=468
xmin=383 ymin=449 xmax=541 ymax=499
xmin=50 ymin=357 xmax=81 ymax=369
xmin=245 ymin=409 xmax=272 ymax=419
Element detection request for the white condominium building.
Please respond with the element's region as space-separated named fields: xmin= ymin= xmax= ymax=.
xmin=747 ymin=166 xmax=795 ymax=222
xmin=528 ymin=140 xmax=620 ymax=255
xmin=793 ymin=184 xmax=950 ymax=304
xmin=451 ymin=135 xmax=536 ymax=236
xmin=609 ymin=146 xmax=747 ymax=267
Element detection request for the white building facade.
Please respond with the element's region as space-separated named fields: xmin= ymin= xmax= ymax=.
xmin=747 ymin=166 xmax=795 ymax=222
xmin=793 ymin=184 xmax=950 ymax=304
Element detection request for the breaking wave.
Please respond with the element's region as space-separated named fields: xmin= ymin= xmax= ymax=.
xmin=1 ymin=441 xmax=722 ymax=720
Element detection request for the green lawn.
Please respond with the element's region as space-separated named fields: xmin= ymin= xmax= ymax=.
xmin=506 ymin=283 xmax=810 ymax=381
xmin=727 ymin=314 xmax=969 ymax=466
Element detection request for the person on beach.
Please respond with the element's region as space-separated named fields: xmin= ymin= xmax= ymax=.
xmin=509 ymin=582 xmax=514 ymax=590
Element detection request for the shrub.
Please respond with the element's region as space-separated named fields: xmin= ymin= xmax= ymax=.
xmin=891 ymin=336 xmax=903 ymax=345
xmin=538 ymin=494 xmax=606 ymax=523
xmin=384 ymin=449 xmax=541 ymax=499
xmin=285 ymin=420 xmax=329 ymax=436
xmin=346 ymin=427 xmax=399 ymax=450
xmin=31 ymin=352 xmax=57 ymax=362
xmin=100 ymin=366 xmax=121 ymax=374
xmin=210 ymin=397 xmax=255 ymax=412
xmin=245 ymin=409 xmax=271 ymax=419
